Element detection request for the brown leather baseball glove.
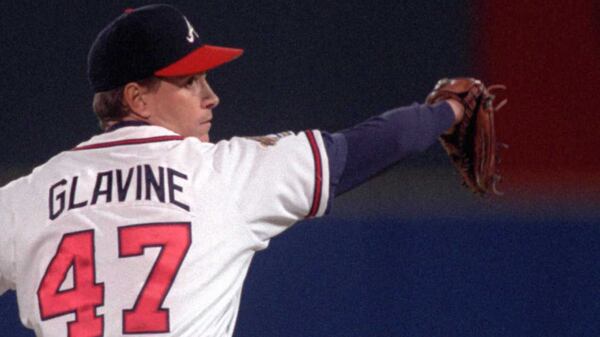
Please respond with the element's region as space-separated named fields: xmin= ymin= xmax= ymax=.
xmin=426 ymin=78 xmax=507 ymax=195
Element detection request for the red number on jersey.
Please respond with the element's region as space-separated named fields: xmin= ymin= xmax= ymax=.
xmin=119 ymin=223 xmax=192 ymax=334
xmin=36 ymin=223 xmax=191 ymax=336
xmin=37 ymin=230 xmax=105 ymax=337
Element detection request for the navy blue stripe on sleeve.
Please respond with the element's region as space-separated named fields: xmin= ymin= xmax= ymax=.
xmin=322 ymin=101 xmax=455 ymax=201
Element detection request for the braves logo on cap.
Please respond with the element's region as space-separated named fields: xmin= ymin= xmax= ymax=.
xmin=184 ymin=16 xmax=200 ymax=43
xmin=88 ymin=4 xmax=243 ymax=92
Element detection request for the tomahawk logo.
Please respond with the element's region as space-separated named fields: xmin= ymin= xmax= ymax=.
xmin=184 ymin=16 xmax=199 ymax=43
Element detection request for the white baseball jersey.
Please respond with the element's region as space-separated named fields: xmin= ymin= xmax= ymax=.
xmin=0 ymin=124 xmax=330 ymax=337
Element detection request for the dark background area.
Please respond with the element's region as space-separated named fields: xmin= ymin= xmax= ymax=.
xmin=0 ymin=0 xmax=470 ymax=167
xmin=1 ymin=1 xmax=599 ymax=336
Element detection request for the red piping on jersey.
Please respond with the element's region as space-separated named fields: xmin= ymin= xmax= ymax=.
xmin=305 ymin=130 xmax=323 ymax=218
xmin=71 ymin=135 xmax=184 ymax=151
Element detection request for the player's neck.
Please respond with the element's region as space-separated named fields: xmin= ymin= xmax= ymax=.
xmin=105 ymin=120 xmax=150 ymax=132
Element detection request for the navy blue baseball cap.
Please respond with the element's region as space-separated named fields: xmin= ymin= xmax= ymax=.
xmin=88 ymin=4 xmax=243 ymax=92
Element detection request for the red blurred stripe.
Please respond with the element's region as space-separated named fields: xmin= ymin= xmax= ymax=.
xmin=474 ymin=1 xmax=600 ymax=194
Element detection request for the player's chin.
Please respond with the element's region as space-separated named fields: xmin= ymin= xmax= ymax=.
xmin=183 ymin=127 xmax=210 ymax=142
xmin=190 ymin=122 xmax=211 ymax=142
xmin=199 ymin=124 xmax=211 ymax=142
xmin=199 ymin=133 xmax=210 ymax=142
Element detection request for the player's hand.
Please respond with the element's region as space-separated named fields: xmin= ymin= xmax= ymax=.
xmin=445 ymin=99 xmax=465 ymax=134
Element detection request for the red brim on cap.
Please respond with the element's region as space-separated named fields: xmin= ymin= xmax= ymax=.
xmin=154 ymin=45 xmax=244 ymax=77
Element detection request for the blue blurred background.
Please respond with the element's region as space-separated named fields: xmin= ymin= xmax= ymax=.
xmin=1 ymin=1 xmax=598 ymax=336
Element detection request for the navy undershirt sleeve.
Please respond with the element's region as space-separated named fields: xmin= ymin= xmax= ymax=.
xmin=322 ymin=101 xmax=455 ymax=204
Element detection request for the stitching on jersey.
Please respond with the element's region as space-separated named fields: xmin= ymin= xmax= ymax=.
xmin=71 ymin=136 xmax=184 ymax=151
xmin=304 ymin=130 xmax=322 ymax=218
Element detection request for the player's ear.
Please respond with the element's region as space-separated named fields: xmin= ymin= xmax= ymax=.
xmin=122 ymin=82 xmax=151 ymax=118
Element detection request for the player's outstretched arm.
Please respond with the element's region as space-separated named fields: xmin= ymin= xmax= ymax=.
xmin=323 ymin=100 xmax=460 ymax=198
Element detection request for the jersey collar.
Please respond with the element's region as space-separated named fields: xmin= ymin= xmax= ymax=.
xmin=73 ymin=122 xmax=184 ymax=151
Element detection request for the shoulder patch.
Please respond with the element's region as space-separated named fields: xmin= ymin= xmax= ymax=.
xmin=246 ymin=131 xmax=293 ymax=147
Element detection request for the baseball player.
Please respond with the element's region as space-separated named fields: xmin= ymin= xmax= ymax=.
xmin=0 ymin=4 xmax=466 ymax=337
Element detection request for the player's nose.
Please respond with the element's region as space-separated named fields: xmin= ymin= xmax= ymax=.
xmin=203 ymin=93 xmax=219 ymax=110
xmin=200 ymin=80 xmax=219 ymax=109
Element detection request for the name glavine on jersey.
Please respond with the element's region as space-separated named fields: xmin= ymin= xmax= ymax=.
xmin=48 ymin=164 xmax=190 ymax=220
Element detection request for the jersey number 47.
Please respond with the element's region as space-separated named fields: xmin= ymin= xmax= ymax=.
xmin=36 ymin=222 xmax=191 ymax=337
